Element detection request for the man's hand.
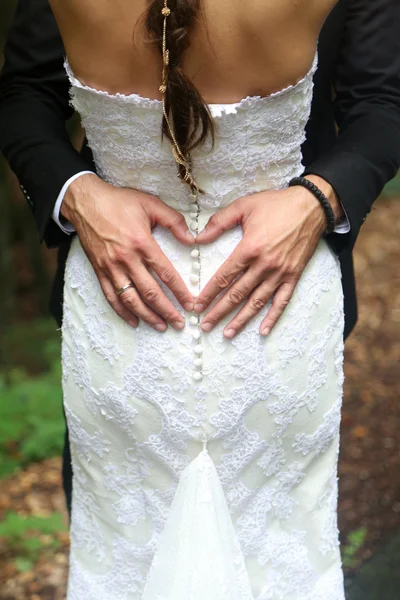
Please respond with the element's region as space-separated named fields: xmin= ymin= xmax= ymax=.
xmin=61 ymin=174 xmax=196 ymax=331
xmin=194 ymin=178 xmax=343 ymax=338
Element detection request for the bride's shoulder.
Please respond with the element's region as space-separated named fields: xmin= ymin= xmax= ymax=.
xmin=239 ymin=0 xmax=339 ymax=30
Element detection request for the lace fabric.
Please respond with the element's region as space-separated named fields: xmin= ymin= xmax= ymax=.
xmin=62 ymin=50 xmax=346 ymax=599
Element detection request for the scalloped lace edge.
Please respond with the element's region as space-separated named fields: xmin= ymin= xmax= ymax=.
xmin=63 ymin=50 xmax=318 ymax=116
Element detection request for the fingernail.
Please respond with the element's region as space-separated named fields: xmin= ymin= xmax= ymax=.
xmin=194 ymin=303 xmax=205 ymax=313
xmin=155 ymin=323 xmax=167 ymax=332
xmin=129 ymin=321 xmax=138 ymax=328
xmin=186 ymin=230 xmax=195 ymax=240
xmin=224 ymin=328 xmax=236 ymax=339
xmin=261 ymin=326 xmax=270 ymax=336
xmin=184 ymin=302 xmax=194 ymax=311
xmin=172 ymin=321 xmax=185 ymax=330
xmin=201 ymin=322 xmax=213 ymax=332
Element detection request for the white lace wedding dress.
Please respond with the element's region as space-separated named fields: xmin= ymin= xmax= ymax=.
xmin=62 ymin=51 xmax=346 ymax=600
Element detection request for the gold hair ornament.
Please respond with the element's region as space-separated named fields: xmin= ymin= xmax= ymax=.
xmin=159 ymin=0 xmax=200 ymax=194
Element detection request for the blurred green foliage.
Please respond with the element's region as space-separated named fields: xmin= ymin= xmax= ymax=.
xmin=383 ymin=175 xmax=400 ymax=196
xmin=342 ymin=527 xmax=368 ymax=569
xmin=0 ymin=319 xmax=64 ymax=478
xmin=0 ymin=511 xmax=67 ymax=572
xmin=1 ymin=317 xmax=61 ymax=376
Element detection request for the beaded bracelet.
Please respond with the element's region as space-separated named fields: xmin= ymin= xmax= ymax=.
xmin=288 ymin=176 xmax=336 ymax=236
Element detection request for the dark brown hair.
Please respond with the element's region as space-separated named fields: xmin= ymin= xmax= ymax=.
xmin=145 ymin=0 xmax=215 ymax=185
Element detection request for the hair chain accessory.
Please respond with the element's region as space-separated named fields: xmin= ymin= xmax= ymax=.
xmin=159 ymin=0 xmax=200 ymax=194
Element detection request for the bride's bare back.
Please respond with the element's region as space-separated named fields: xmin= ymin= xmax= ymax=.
xmin=49 ymin=0 xmax=337 ymax=103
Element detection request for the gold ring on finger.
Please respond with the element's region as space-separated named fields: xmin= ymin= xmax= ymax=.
xmin=116 ymin=281 xmax=136 ymax=296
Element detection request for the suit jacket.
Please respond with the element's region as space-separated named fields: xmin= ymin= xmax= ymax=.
xmin=1 ymin=0 xmax=400 ymax=341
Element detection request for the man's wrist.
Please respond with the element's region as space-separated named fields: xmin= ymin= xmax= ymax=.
xmin=61 ymin=172 xmax=100 ymax=225
xmin=303 ymin=174 xmax=345 ymax=224
xmin=53 ymin=171 xmax=97 ymax=234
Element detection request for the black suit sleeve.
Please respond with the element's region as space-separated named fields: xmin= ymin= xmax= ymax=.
xmin=304 ymin=0 xmax=400 ymax=256
xmin=0 ymin=0 xmax=92 ymax=248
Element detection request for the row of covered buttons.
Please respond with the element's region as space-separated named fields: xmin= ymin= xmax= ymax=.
xmin=190 ymin=249 xmax=203 ymax=381
xmin=188 ymin=195 xmax=203 ymax=382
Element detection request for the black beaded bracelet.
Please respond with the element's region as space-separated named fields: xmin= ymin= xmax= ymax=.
xmin=288 ymin=176 xmax=336 ymax=236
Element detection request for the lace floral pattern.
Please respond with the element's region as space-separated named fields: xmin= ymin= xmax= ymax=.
xmin=62 ymin=50 xmax=346 ymax=599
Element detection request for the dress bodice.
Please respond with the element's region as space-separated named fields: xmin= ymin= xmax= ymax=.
xmin=64 ymin=53 xmax=318 ymax=211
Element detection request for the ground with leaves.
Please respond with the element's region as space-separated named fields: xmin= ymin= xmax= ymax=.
xmin=0 ymin=193 xmax=399 ymax=599
xmin=0 ymin=459 xmax=69 ymax=600
xmin=338 ymin=194 xmax=400 ymax=570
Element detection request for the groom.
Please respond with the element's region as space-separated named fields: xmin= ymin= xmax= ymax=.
xmin=1 ymin=0 xmax=400 ymax=514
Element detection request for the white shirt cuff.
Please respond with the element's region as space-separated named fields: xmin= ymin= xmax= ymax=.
xmin=52 ymin=171 xmax=95 ymax=234
xmin=332 ymin=201 xmax=351 ymax=234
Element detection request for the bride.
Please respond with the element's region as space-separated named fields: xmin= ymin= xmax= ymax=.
xmin=49 ymin=0 xmax=345 ymax=598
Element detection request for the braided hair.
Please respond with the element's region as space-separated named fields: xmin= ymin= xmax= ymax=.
xmin=145 ymin=0 xmax=215 ymax=189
